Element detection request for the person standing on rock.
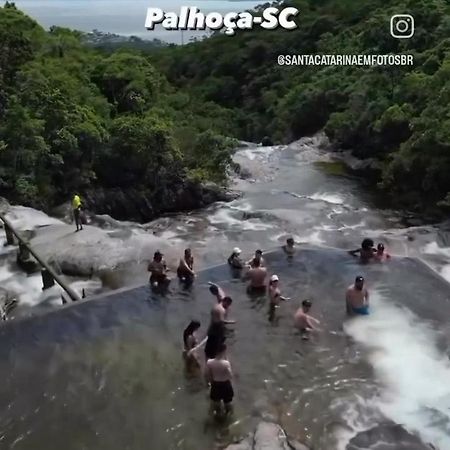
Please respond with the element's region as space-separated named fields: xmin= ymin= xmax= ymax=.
xmin=177 ymin=248 xmax=195 ymax=284
xmin=148 ymin=251 xmax=170 ymax=287
xmin=346 ymin=276 xmax=369 ymax=315
xmin=72 ymin=193 xmax=83 ymax=232
xmin=206 ymin=342 xmax=234 ymax=417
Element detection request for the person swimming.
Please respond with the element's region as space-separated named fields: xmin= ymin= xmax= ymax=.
xmin=246 ymin=249 xmax=265 ymax=268
xmin=348 ymin=238 xmax=376 ymax=263
xmin=282 ymin=237 xmax=296 ymax=256
xmin=346 ymin=276 xmax=369 ymax=315
xmin=244 ymin=257 xmax=267 ymax=295
xmin=148 ymin=251 xmax=170 ymax=287
xmin=227 ymin=247 xmax=244 ymax=269
xmin=294 ymin=299 xmax=320 ymax=339
xmin=206 ymin=342 xmax=234 ymax=417
xmin=183 ymin=320 xmax=201 ymax=368
xmin=374 ymin=243 xmax=391 ymax=262
xmin=177 ymin=248 xmax=195 ymax=283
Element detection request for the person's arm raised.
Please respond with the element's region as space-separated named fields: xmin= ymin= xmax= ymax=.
xmin=188 ymin=336 xmax=207 ymax=356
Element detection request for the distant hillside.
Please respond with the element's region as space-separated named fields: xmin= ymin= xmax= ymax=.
xmin=82 ymin=29 xmax=167 ymax=52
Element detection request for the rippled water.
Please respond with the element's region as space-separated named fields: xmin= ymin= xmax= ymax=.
xmin=1 ymin=137 xmax=450 ymax=449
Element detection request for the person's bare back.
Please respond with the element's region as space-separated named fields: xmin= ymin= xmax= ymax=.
xmin=211 ymin=303 xmax=226 ymax=323
xmin=248 ymin=267 xmax=267 ymax=287
xmin=206 ymin=357 xmax=232 ymax=382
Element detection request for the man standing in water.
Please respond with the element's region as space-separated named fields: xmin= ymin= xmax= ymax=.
xmin=206 ymin=342 xmax=234 ymax=417
xmin=346 ymin=276 xmax=369 ymax=315
xmin=246 ymin=249 xmax=264 ymax=268
xmin=177 ymin=248 xmax=195 ymax=284
xmin=244 ymin=257 xmax=267 ymax=295
xmin=282 ymin=237 xmax=296 ymax=256
xmin=374 ymin=243 xmax=391 ymax=262
xmin=148 ymin=251 xmax=170 ymax=287
xmin=72 ymin=193 xmax=83 ymax=232
xmin=294 ymin=299 xmax=321 ymax=339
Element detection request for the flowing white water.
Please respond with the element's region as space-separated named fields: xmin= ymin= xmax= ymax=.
xmin=345 ymin=289 xmax=450 ymax=449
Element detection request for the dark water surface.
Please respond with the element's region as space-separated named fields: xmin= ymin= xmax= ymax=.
xmin=1 ymin=247 xmax=449 ymax=449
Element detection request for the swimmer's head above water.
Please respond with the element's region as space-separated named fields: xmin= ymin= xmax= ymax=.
xmin=154 ymin=250 xmax=163 ymax=262
xmin=269 ymin=274 xmax=279 ymax=286
xmin=286 ymin=237 xmax=294 ymax=246
xmin=377 ymin=243 xmax=384 ymax=253
xmin=222 ymin=296 xmax=233 ymax=309
xmin=233 ymin=247 xmax=241 ymax=256
xmin=302 ymin=299 xmax=312 ymax=311
xmin=355 ymin=275 xmax=364 ymax=290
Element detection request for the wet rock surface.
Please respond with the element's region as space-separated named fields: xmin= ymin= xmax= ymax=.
xmin=224 ymin=422 xmax=310 ymax=450
xmin=346 ymin=424 xmax=435 ymax=450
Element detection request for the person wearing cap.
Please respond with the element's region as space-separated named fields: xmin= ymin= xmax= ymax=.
xmin=346 ymin=276 xmax=369 ymax=315
xmin=374 ymin=243 xmax=391 ymax=262
xmin=177 ymin=248 xmax=195 ymax=283
xmin=268 ymin=274 xmax=290 ymax=318
xmin=282 ymin=237 xmax=296 ymax=256
xmin=294 ymin=299 xmax=321 ymax=339
xmin=244 ymin=256 xmax=267 ymax=295
xmin=246 ymin=249 xmax=265 ymax=268
xmin=148 ymin=250 xmax=170 ymax=287
xmin=227 ymin=247 xmax=244 ymax=269
xmin=348 ymin=238 xmax=376 ymax=263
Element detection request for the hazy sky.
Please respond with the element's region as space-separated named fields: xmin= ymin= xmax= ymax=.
xmin=14 ymin=0 xmax=261 ymax=43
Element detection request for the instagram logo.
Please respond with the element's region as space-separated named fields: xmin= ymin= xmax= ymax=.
xmin=390 ymin=14 xmax=414 ymax=38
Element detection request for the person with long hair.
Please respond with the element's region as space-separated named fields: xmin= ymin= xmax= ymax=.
xmin=183 ymin=320 xmax=201 ymax=369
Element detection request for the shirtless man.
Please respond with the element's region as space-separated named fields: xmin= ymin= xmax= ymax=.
xmin=244 ymin=258 xmax=267 ymax=295
xmin=246 ymin=249 xmax=265 ymax=268
xmin=148 ymin=251 xmax=170 ymax=287
xmin=346 ymin=276 xmax=369 ymax=315
xmin=177 ymin=248 xmax=195 ymax=283
xmin=206 ymin=342 xmax=234 ymax=416
xmin=374 ymin=243 xmax=391 ymax=262
xmin=282 ymin=237 xmax=296 ymax=256
xmin=208 ymin=282 xmax=226 ymax=303
xmin=294 ymin=299 xmax=320 ymax=339
xmin=211 ymin=297 xmax=235 ymax=325
xmin=349 ymin=238 xmax=376 ymax=263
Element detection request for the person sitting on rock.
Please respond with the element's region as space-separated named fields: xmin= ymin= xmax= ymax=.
xmin=72 ymin=193 xmax=83 ymax=232
xmin=348 ymin=238 xmax=375 ymax=263
xmin=227 ymin=247 xmax=244 ymax=269
xmin=148 ymin=251 xmax=170 ymax=287
xmin=177 ymin=248 xmax=195 ymax=283
xmin=282 ymin=237 xmax=296 ymax=256
xmin=246 ymin=249 xmax=265 ymax=268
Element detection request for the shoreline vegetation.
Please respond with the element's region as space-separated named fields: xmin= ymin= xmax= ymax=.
xmin=1 ymin=0 xmax=450 ymax=222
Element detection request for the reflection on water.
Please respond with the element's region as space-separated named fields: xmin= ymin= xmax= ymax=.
xmin=1 ymin=248 xmax=449 ymax=449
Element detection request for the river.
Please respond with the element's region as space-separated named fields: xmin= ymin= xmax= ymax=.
xmin=0 ymin=137 xmax=449 ymax=450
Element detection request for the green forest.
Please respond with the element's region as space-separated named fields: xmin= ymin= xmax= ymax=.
xmin=1 ymin=0 xmax=450 ymax=219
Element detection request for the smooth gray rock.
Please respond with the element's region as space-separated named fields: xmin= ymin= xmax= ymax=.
xmin=224 ymin=422 xmax=310 ymax=450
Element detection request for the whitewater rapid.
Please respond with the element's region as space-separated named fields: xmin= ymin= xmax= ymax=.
xmin=1 ymin=137 xmax=450 ymax=449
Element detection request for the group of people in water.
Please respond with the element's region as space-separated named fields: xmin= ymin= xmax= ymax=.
xmin=148 ymin=236 xmax=390 ymax=417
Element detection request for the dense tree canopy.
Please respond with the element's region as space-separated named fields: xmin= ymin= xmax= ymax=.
xmin=151 ymin=0 xmax=450 ymax=215
xmin=1 ymin=0 xmax=449 ymax=217
xmin=0 ymin=3 xmax=237 ymax=213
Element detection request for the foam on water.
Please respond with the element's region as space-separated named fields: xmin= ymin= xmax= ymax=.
xmin=309 ymin=192 xmax=345 ymax=205
xmin=345 ymin=289 xmax=450 ymax=449
xmin=0 ymin=265 xmax=47 ymax=306
xmin=208 ymin=207 xmax=274 ymax=231
xmin=5 ymin=205 xmax=63 ymax=229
